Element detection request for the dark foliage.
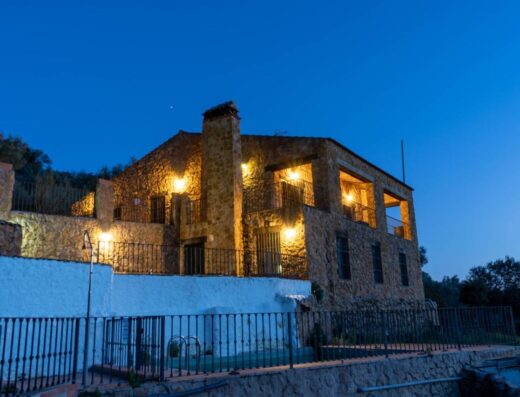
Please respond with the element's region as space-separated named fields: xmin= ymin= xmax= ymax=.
xmin=0 ymin=133 xmax=131 ymax=189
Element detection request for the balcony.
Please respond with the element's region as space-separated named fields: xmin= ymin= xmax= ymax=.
xmin=386 ymin=215 xmax=412 ymax=240
xmin=96 ymin=241 xmax=307 ymax=279
xmin=244 ymin=180 xmax=314 ymax=213
xmin=342 ymin=201 xmax=376 ymax=228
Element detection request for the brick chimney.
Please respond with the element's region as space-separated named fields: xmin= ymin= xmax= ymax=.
xmin=201 ymin=101 xmax=243 ymax=254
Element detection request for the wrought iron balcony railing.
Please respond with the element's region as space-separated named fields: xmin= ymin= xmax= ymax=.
xmin=342 ymin=201 xmax=376 ymax=228
xmin=386 ymin=215 xmax=412 ymax=240
xmin=96 ymin=241 xmax=307 ymax=279
xmin=244 ymin=180 xmax=315 ymax=213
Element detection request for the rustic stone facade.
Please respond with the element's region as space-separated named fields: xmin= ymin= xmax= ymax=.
xmin=0 ymin=101 xmax=424 ymax=307
xmin=0 ymin=220 xmax=22 ymax=256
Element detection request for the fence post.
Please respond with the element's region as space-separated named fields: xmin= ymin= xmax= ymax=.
xmin=82 ymin=318 xmax=90 ymax=386
xmin=160 ymin=316 xmax=166 ymax=381
xmin=507 ymin=306 xmax=517 ymax=346
xmin=381 ymin=311 xmax=388 ymax=358
xmin=287 ymin=313 xmax=294 ymax=369
xmin=454 ymin=309 xmax=462 ymax=350
xmin=72 ymin=318 xmax=81 ymax=384
xmin=135 ymin=317 xmax=143 ymax=371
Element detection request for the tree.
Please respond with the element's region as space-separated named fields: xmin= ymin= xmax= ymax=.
xmin=0 ymin=133 xmax=51 ymax=178
xmin=423 ymin=272 xmax=461 ymax=307
xmin=0 ymin=133 xmax=129 ymax=187
xmin=419 ymin=246 xmax=428 ymax=267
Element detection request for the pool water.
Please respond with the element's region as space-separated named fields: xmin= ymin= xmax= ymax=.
xmin=499 ymin=368 xmax=520 ymax=386
xmin=480 ymin=357 xmax=520 ymax=387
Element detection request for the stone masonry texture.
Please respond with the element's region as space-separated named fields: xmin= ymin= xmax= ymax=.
xmin=0 ymin=101 xmax=424 ymax=308
xmin=83 ymin=347 xmax=517 ymax=397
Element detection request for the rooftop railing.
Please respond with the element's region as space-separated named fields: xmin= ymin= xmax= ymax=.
xmin=244 ymin=180 xmax=315 ymax=213
xmin=12 ymin=179 xmax=95 ymax=217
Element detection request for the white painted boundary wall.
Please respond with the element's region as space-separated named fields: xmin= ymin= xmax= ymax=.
xmin=0 ymin=256 xmax=311 ymax=317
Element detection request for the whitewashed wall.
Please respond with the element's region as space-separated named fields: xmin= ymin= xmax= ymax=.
xmin=0 ymin=256 xmax=311 ymax=317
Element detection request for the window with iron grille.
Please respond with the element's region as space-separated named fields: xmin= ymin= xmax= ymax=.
xmin=336 ymin=234 xmax=351 ymax=280
xmin=399 ymin=252 xmax=409 ymax=286
xmin=150 ymin=196 xmax=166 ymax=224
xmin=256 ymin=229 xmax=281 ymax=275
xmin=372 ymin=242 xmax=384 ymax=284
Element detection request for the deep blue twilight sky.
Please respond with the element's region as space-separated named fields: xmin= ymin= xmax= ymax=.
xmin=1 ymin=1 xmax=519 ymax=280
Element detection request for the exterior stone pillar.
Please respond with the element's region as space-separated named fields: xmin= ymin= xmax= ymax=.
xmin=201 ymin=101 xmax=243 ymax=258
xmin=0 ymin=162 xmax=14 ymax=220
xmin=95 ymin=179 xmax=114 ymax=224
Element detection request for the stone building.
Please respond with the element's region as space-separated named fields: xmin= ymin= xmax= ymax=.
xmin=0 ymin=101 xmax=423 ymax=308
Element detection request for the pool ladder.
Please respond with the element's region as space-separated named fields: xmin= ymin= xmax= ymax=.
xmin=167 ymin=335 xmax=202 ymax=372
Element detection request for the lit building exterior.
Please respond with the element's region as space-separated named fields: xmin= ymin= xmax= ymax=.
xmin=0 ymin=101 xmax=423 ymax=308
xmin=111 ymin=101 xmax=423 ymax=307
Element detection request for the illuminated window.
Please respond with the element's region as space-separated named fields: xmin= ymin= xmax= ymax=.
xmin=273 ymin=163 xmax=315 ymax=208
xmin=339 ymin=169 xmax=376 ymax=228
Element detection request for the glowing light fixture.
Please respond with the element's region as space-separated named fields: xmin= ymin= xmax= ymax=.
xmin=241 ymin=163 xmax=249 ymax=175
xmin=288 ymin=170 xmax=300 ymax=181
xmin=173 ymin=177 xmax=187 ymax=193
xmin=99 ymin=232 xmax=112 ymax=242
xmin=344 ymin=193 xmax=354 ymax=203
xmin=283 ymin=227 xmax=297 ymax=239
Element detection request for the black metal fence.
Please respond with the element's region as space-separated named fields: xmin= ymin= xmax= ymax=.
xmin=96 ymin=242 xmax=306 ymax=278
xmin=97 ymin=242 xmax=178 ymax=274
xmin=12 ymin=179 xmax=95 ymax=217
xmin=0 ymin=307 xmax=516 ymax=395
xmin=244 ymin=180 xmax=315 ymax=213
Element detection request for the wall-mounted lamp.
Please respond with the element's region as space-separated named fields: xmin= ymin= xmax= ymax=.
xmin=241 ymin=163 xmax=249 ymax=175
xmin=287 ymin=170 xmax=300 ymax=181
xmin=344 ymin=193 xmax=354 ymax=204
xmin=99 ymin=232 xmax=113 ymax=243
xmin=283 ymin=227 xmax=297 ymax=240
xmin=173 ymin=177 xmax=187 ymax=193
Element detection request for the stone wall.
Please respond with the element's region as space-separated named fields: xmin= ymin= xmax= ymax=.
xmin=0 ymin=220 xmax=22 ymax=256
xmin=83 ymin=347 xmax=517 ymax=397
xmin=8 ymin=211 xmax=174 ymax=263
xmin=112 ymin=131 xmax=202 ymax=229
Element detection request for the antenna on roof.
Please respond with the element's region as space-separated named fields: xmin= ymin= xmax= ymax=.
xmin=401 ymin=139 xmax=406 ymax=183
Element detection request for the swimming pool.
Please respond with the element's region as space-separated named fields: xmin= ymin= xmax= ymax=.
xmin=479 ymin=357 xmax=520 ymax=387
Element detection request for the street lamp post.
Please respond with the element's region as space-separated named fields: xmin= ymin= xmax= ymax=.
xmin=81 ymin=230 xmax=95 ymax=386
